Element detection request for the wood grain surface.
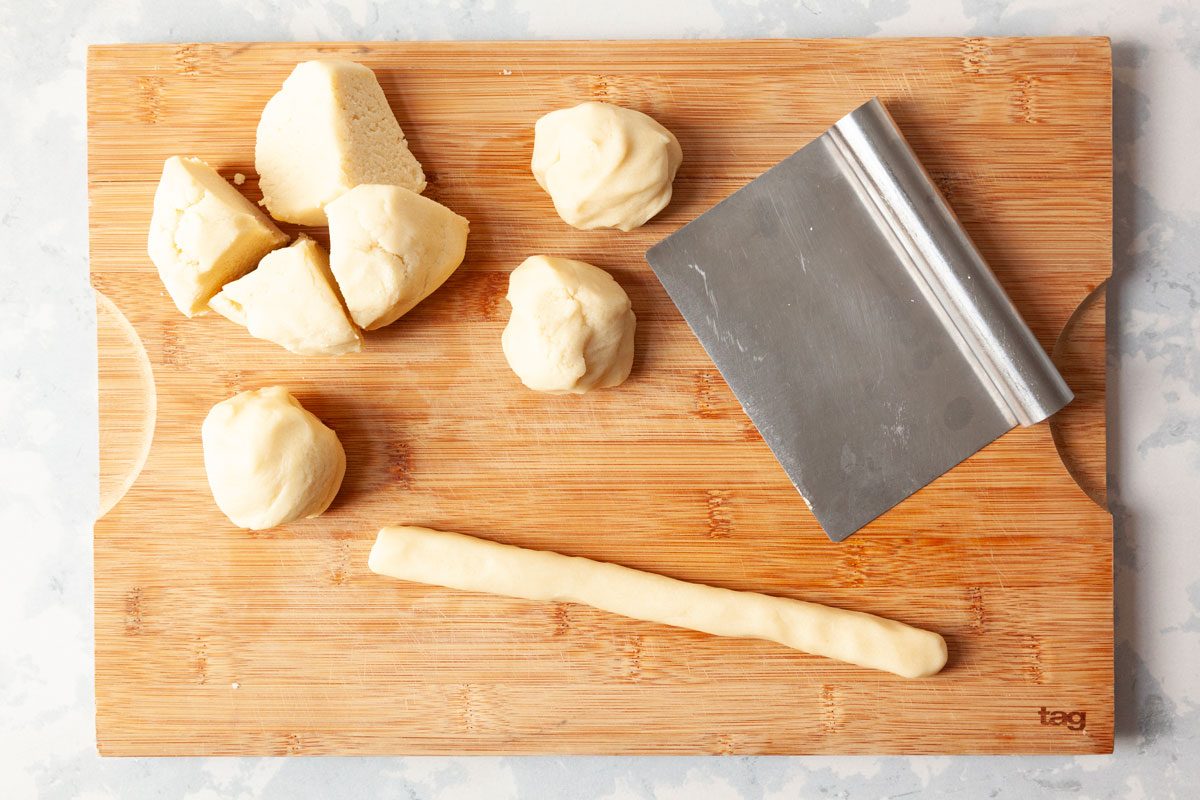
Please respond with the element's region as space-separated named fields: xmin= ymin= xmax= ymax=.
xmin=89 ymin=38 xmax=1113 ymax=755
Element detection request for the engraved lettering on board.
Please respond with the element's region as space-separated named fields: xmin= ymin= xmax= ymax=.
xmin=1039 ymin=707 xmax=1086 ymax=731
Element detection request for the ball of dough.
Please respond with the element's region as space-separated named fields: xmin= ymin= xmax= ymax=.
xmin=531 ymin=101 xmax=682 ymax=232
xmin=501 ymin=255 xmax=636 ymax=394
xmin=202 ymin=387 xmax=346 ymax=530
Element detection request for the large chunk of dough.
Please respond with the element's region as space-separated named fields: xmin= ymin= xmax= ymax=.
xmin=202 ymin=387 xmax=345 ymax=530
xmin=501 ymin=255 xmax=635 ymax=394
xmin=325 ymin=184 xmax=469 ymax=330
xmin=147 ymin=156 xmax=288 ymax=317
xmin=255 ymin=60 xmax=427 ymax=225
xmin=368 ymin=526 xmax=948 ymax=678
xmin=210 ymin=236 xmax=363 ymax=356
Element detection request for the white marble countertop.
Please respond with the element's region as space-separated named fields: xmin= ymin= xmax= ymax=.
xmin=2 ymin=0 xmax=1198 ymax=797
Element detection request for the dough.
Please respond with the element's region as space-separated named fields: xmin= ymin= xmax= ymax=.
xmin=210 ymin=235 xmax=363 ymax=356
xmin=368 ymin=526 xmax=948 ymax=678
xmin=501 ymin=255 xmax=635 ymax=393
xmin=325 ymin=183 xmax=469 ymax=330
xmin=255 ymin=60 xmax=426 ymax=225
xmin=202 ymin=387 xmax=345 ymax=530
xmin=531 ymin=101 xmax=682 ymax=231
xmin=147 ymin=156 xmax=288 ymax=317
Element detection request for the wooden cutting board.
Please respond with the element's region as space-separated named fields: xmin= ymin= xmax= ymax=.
xmin=89 ymin=38 xmax=1113 ymax=755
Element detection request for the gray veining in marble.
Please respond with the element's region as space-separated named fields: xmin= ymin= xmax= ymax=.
xmin=2 ymin=1 xmax=1198 ymax=797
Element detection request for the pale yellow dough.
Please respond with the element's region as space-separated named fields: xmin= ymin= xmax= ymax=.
xmin=202 ymin=387 xmax=345 ymax=530
xmin=531 ymin=101 xmax=683 ymax=231
xmin=368 ymin=526 xmax=948 ymax=678
xmin=147 ymin=156 xmax=288 ymax=317
xmin=210 ymin=236 xmax=363 ymax=356
xmin=255 ymin=60 xmax=426 ymax=225
xmin=501 ymin=255 xmax=635 ymax=394
xmin=325 ymin=183 xmax=469 ymax=330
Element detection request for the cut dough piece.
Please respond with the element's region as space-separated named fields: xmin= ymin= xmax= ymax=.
xmin=210 ymin=236 xmax=363 ymax=356
xmin=501 ymin=255 xmax=635 ymax=394
xmin=369 ymin=526 xmax=948 ymax=679
xmin=147 ymin=156 xmax=288 ymax=317
xmin=325 ymin=183 xmax=469 ymax=330
xmin=532 ymin=101 xmax=683 ymax=231
xmin=202 ymin=387 xmax=345 ymax=530
xmin=256 ymin=59 xmax=426 ymax=225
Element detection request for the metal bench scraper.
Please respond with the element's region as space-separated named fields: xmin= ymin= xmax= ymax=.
xmin=645 ymin=97 xmax=1073 ymax=541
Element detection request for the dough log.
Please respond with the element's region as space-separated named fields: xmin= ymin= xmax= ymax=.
xmin=368 ymin=526 xmax=948 ymax=678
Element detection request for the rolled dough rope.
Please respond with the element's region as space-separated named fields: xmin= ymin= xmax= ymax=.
xmin=368 ymin=526 xmax=948 ymax=678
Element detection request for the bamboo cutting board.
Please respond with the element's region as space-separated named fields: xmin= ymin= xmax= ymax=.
xmin=89 ymin=39 xmax=1113 ymax=755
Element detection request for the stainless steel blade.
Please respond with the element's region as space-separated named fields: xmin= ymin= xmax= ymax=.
xmin=646 ymin=98 xmax=1073 ymax=541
